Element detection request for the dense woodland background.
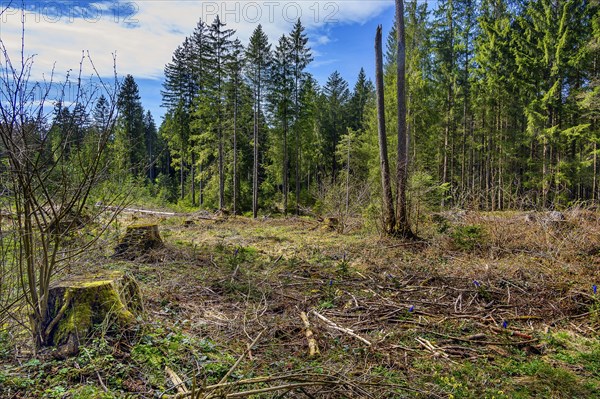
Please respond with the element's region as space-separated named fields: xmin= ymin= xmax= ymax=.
xmin=48 ymin=0 xmax=600 ymax=217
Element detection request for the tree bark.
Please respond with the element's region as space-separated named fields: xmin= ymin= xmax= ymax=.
xmin=395 ymin=0 xmax=413 ymax=238
xmin=375 ymin=25 xmax=396 ymax=234
xmin=253 ymin=72 xmax=260 ymax=219
xmin=283 ymin=110 xmax=288 ymax=215
xmin=191 ymin=152 xmax=196 ymax=206
xmin=233 ymin=82 xmax=238 ymax=215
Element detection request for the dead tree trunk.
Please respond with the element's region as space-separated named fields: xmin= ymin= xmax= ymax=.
xmin=395 ymin=0 xmax=414 ymax=238
xmin=375 ymin=25 xmax=396 ymax=234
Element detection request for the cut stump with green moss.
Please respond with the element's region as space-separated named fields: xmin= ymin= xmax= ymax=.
xmin=43 ymin=271 xmax=143 ymax=358
xmin=322 ymin=217 xmax=339 ymax=231
xmin=114 ymin=223 xmax=163 ymax=260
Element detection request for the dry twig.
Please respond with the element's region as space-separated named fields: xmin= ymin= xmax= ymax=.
xmin=312 ymin=310 xmax=372 ymax=346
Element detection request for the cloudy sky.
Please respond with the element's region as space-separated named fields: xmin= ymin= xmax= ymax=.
xmin=1 ymin=1 xmax=397 ymax=120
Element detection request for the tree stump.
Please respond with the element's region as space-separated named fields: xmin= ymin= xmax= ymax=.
xmin=43 ymin=270 xmax=143 ymax=358
xmin=322 ymin=217 xmax=339 ymax=231
xmin=114 ymin=223 xmax=164 ymax=260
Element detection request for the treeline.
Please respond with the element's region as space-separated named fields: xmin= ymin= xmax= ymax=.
xmin=398 ymin=0 xmax=600 ymax=209
xmin=53 ymin=0 xmax=600 ymax=215
xmin=157 ymin=17 xmax=371 ymax=215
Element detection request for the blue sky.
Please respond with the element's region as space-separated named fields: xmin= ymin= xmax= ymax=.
xmin=1 ymin=1 xmax=397 ymax=121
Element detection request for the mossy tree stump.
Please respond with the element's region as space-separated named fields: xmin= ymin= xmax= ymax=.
xmin=114 ymin=223 xmax=163 ymax=260
xmin=322 ymin=217 xmax=339 ymax=231
xmin=43 ymin=271 xmax=143 ymax=358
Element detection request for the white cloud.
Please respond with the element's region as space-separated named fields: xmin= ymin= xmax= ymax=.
xmin=315 ymin=35 xmax=331 ymax=45
xmin=0 ymin=1 xmax=393 ymax=81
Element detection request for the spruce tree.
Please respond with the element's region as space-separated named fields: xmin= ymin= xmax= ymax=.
xmin=289 ymin=19 xmax=313 ymax=214
xmin=226 ymin=38 xmax=245 ymax=214
xmin=322 ymin=71 xmax=350 ymax=180
xmin=206 ymin=16 xmax=236 ymax=210
xmin=162 ymin=36 xmax=197 ymax=200
xmin=144 ymin=111 xmax=158 ymax=180
xmin=245 ymin=25 xmax=271 ymax=218
xmin=269 ymin=34 xmax=294 ymax=214
xmin=116 ymin=74 xmax=145 ymax=177
xmin=349 ymin=68 xmax=374 ymax=131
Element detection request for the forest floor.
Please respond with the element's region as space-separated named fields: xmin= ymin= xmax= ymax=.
xmin=2 ymin=209 xmax=600 ymax=398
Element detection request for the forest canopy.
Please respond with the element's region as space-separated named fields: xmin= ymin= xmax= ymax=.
xmin=46 ymin=0 xmax=600 ymax=216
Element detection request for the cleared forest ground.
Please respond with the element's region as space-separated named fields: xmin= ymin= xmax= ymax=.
xmin=2 ymin=210 xmax=600 ymax=398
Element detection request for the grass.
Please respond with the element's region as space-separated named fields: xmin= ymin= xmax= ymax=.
xmin=1 ymin=209 xmax=600 ymax=397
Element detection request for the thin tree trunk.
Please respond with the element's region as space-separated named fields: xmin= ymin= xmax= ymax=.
xmin=295 ymin=64 xmax=301 ymax=215
xmin=395 ymin=0 xmax=413 ymax=238
xmin=375 ymin=25 xmax=396 ymax=234
xmin=191 ymin=152 xmax=196 ymax=206
xmin=218 ymin=53 xmax=225 ymax=210
xmin=233 ymin=85 xmax=238 ymax=215
xmin=594 ymin=142 xmax=597 ymax=201
xmin=345 ymin=133 xmax=351 ymax=216
xmin=180 ymin=145 xmax=185 ymax=200
xmin=441 ymin=0 xmax=454 ymax=209
xmin=283 ymin=112 xmax=288 ymax=215
xmin=199 ymin=161 xmax=203 ymax=206
xmin=218 ymin=122 xmax=224 ymax=210
xmin=542 ymin=136 xmax=548 ymax=207
xmin=442 ymin=104 xmax=450 ymax=208
xmin=253 ymin=75 xmax=260 ymax=219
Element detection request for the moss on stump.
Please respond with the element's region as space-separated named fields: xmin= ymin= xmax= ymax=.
xmin=43 ymin=270 xmax=142 ymax=358
xmin=114 ymin=223 xmax=163 ymax=260
xmin=322 ymin=217 xmax=339 ymax=231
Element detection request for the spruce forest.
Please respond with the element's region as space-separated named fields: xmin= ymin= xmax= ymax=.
xmin=117 ymin=0 xmax=600 ymax=215
xmin=2 ymin=1 xmax=600 ymax=398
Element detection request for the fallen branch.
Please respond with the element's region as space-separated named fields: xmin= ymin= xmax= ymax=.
xmin=428 ymin=331 xmax=537 ymax=346
xmin=311 ymin=310 xmax=372 ymax=346
xmin=99 ymin=204 xmax=177 ymax=216
xmin=415 ymin=337 xmax=452 ymax=361
xmin=225 ymin=382 xmax=324 ymax=398
xmin=300 ymin=312 xmax=320 ymax=357
xmin=166 ymin=366 xmax=188 ymax=395
xmin=486 ymin=325 xmax=534 ymax=340
xmin=217 ymin=329 xmax=265 ymax=386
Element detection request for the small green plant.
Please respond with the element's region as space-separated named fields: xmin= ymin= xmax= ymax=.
xmin=450 ymin=225 xmax=485 ymax=251
xmin=317 ymin=279 xmax=338 ymax=309
xmin=473 ymin=280 xmax=492 ymax=302
xmin=44 ymin=385 xmax=67 ymax=398
xmin=336 ymin=254 xmax=350 ymax=276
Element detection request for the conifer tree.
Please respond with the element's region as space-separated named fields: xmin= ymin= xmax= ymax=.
xmin=269 ymin=34 xmax=294 ymax=213
xmin=245 ymin=25 xmax=271 ymax=218
xmin=349 ymin=68 xmax=374 ymax=131
xmin=204 ymin=15 xmax=236 ymax=210
xmin=226 ymin=38 xmax=245 ymax=214
xmin=116 ymin=74 xmax=145 ymax=177
xmin=322 ymin=71 xmax=350 ymax=180
xmin=144 ymin=111 xmax=158 ymax=180
xmin=289 ymin=19 xmax=313 ymax=214
xmin=162 ymin=36 xmax=197 ymax=199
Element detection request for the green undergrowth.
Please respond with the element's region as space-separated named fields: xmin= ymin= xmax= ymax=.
xmin=2 ymin=213 xmax=600 ymax=397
